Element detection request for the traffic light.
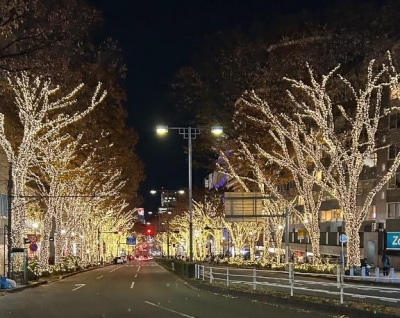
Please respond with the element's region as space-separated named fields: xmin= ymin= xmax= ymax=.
xmin=145 ymin=226 xmax=154 ymax=236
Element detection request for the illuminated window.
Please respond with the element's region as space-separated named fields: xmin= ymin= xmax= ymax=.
xmin=366 ymin=206 xmax=376 ymax=220
xmin=320 ymin=209 xmax=343 ymax=222
xmin=363 ymin=153 xmax=377 ymax=167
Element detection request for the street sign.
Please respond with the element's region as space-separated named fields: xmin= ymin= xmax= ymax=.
xmin=339 ymin=234 xmax=347 ymax=243
xmin=126 ymin=237 xmax=136 ymax=245
xmin=29 ymin=243 xmax=38 ymax=252
xmin=386 ymin=232 xmax=400 ymax=250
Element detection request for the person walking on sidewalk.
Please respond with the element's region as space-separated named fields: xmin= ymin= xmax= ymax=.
xmin=382 ymin=254 xmax=390 ymax=276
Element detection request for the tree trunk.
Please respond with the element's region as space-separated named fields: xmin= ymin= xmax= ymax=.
xmin=309 ymin=231 xmax=321 ymax=264
xmin=346 ymin=221 xmax=361 ymax=267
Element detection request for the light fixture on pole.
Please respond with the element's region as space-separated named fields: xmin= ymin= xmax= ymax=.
xmin=156 ymin=125 xmax=223 ymax=261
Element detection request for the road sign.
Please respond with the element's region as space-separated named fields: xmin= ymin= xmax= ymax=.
xmin=29 ymin=243 xmax=38 ymax=252
xmin=126 ymin=237 xmax=136 ymax=245
xmin=339 ymin=234 xmax=347 ymax=243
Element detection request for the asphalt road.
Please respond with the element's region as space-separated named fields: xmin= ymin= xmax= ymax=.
xmin=0 ymin=260 xmax=326 ymax=318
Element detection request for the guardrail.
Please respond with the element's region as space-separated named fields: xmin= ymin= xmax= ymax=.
xmin=194 ymin=263 xmax=400 ymax=305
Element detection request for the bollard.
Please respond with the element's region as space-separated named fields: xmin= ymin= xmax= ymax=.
xmin=289 ymin=263 xmax=294 ymax=297
xmin=337 ymin=265 xmax=341 ymax=288
xmin=375 ymin=267 xmax=380 ymax=282
xmin=210 ymin=266 xmax=213 ymax=284
xmin=195 ymin=264 xmax=198 ymax=279
xmin=226 ymin=267 xmax=229 ymax=287
xmin=361 ymin=267 xmax=366 ymax=280
xmin=202 ymin=265 xmax=205 ymax=281
xmin=390 ymin=268 xmax=395 ymax=283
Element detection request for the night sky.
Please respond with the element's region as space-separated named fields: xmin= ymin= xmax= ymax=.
xmin=89 ymin=0 xmax=324 ymax=212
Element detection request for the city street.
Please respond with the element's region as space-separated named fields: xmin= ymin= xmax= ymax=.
xmin=0 ymin=261 xmax=324 ymax=318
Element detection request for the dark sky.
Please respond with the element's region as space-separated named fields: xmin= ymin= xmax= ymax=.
xmin=88 ymin=0 xmax=325 ymax=212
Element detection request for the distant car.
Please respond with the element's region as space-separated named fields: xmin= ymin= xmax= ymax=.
xmin=113 ymin=257 xmax=123 ymax=264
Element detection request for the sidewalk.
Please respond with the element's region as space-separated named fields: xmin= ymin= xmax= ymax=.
xmin=344 ymin=269 xmax=400 ymax=284
xmin=0 ymin=265 xmax=105 ymax=294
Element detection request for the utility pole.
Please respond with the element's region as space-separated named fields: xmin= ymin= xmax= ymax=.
xmin=7 ymin=162 xmax=12 ymax=279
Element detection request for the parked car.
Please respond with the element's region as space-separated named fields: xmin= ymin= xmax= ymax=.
xmin=113 ymin=257 xmax=123 ymax=264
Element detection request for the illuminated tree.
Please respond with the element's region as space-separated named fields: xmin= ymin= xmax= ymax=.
xmin=237 ymin=53 xmax=400 ymax=267
xmin=0 ymin=72 xmax=105 ymax=258
xmin=226 ymin=133 xmax=325 ymax=262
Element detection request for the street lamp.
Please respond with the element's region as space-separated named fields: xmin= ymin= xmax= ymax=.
xmin=156 ymin=125 xmax=223 ymax=261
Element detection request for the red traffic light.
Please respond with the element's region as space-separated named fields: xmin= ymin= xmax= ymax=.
xmin=145 ymin=226 xmax=154 ymax=235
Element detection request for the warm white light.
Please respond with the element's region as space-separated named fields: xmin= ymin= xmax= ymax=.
xmin=61 ymin=229 xmax=66 ymax=235
xmin=32 ymin=222 xmax=39 ymax=229
xmin=211 ymin=126 xmax=223 ymax=136
xmin=156 ymin=125 xmax=168 ymax=135
xmin=178 ymin=190 xmax=185 ymax=194
xmin=150 ymin=190 xmax=157 ymax=194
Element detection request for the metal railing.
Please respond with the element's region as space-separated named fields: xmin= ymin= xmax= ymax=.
xmin=194 ymin=263 xmax=400 ymax=305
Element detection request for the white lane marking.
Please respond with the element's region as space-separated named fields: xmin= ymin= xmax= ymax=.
xmin=130 ymin=282 xmax=135 ymax=289
xmin=137 ymin=266 xmax=141 ymax=273
xmin=72 ymin=284 xmax=86 ymax=291
xmin=109 ymin=266 xmax=123 ymax=273
xmin=97 ymin=275 xmax=103 ymax=280
xmin=135 ymin=274 xmax=137 ymax=278
xmin=144 ymin=301 xmax=195 ymax=318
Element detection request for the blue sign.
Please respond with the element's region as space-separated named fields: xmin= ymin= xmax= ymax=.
xmin=126 ymin=237 xmax=136 ymax=246
xmin=386 ymin=232 xmax=400 ymax=250
xmin=29 ymin=243 xmax=38 ymax=252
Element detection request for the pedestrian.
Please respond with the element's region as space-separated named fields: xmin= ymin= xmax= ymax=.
xmin=382 ymin=254 xmax=390 ymax=276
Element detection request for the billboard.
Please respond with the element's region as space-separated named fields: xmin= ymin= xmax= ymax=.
xmin=386 ymin=232 xmax=400 ymax=250
xmin=137 ymin=208 xmax=145 ymax=224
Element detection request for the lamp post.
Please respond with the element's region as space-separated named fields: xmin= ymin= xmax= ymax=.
xmin=156 ymin=125 xmax=223 ymax=261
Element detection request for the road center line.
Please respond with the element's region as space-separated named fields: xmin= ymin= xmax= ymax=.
xmin=130 ymin=282 xmax=135 ymax=289
xmin=97 ymin=275 xmax=103 ymax=279
xmin=137 ymin=266 xmax=141 ymax=273
xmin=144 ymin=301 xmax=195 ymax=318
xmin=109 ymin=266 xmax=123 ymax=273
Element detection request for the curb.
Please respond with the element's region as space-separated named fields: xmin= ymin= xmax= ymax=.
xmin=1 ymin=264 xmax=111 ymax=293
